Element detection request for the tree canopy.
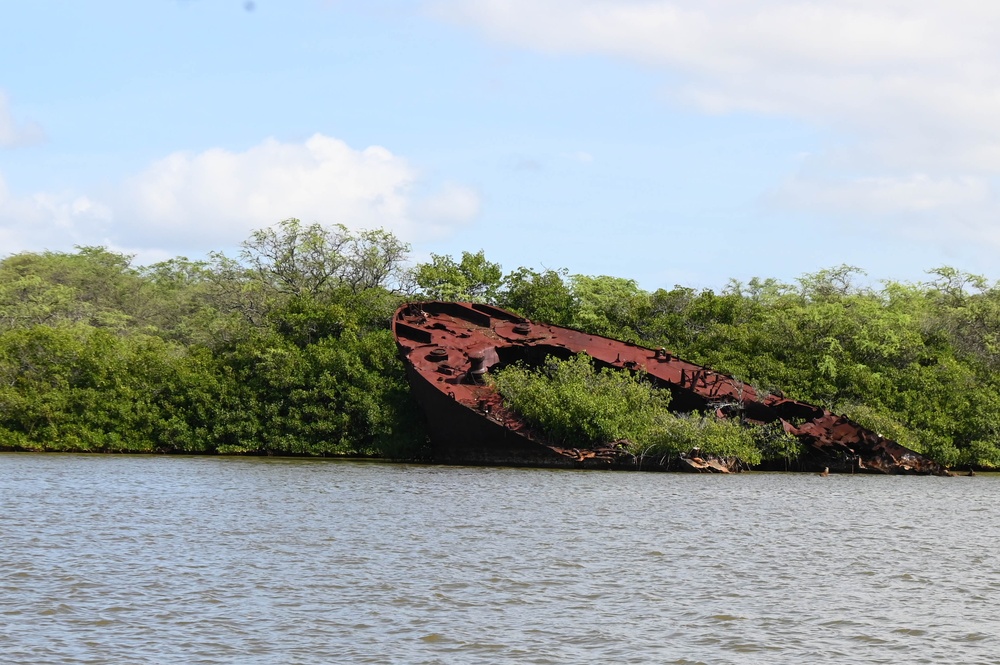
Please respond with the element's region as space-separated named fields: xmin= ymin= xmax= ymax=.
xmin=2 ymin=221 xmax=999 ymax=469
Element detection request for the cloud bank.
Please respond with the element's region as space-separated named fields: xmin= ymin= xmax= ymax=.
xmin=0 ymin=134 xmax=480 ymax=260
xmin=430 ymin=0 xmax=1000 ymax=245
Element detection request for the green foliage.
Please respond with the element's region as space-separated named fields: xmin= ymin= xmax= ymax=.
xmin=634 ymin=410 xmax=802 ymax=468
xmin=0 ymin=222 xmax=423 ymax=459
xmin=491 ymin=354 xmax=672 ymax=447
xmin=964 ymin=439 xmax=1000 ymax=469
xmin=3 ymin=231 xmax=1000 ymax=470
xmin=497 ymin=267 xmax=577 ymax=326
xmin=0 ymin=247 xmax=145 ymax=331
xmin=630 ymin=268 xmax=1000 ymax=468
xmin=209 ymin=324 xmax=420 ymax=457
xmin=638 ymin=414 xmax=764 ymax=467
xmin=0 ymin=325 xmax=218 ymax=453
xmin=836 ymin=402 xmax=923 ymax=453
xmin=491 ymin=354 xmax=790 ymax=467
xmin=568 ymin=274 xmax=649 ymax=340
xmin=414 ymin=250 xmax=503 ymax=302
xmin=234 ymin=218 xmax=411 ymax=299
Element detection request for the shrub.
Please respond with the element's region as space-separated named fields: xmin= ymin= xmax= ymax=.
xmin=491 ymin=353 xmax=785 ymax=466
xmin=491 ymin=354 xmax=671 ymax=447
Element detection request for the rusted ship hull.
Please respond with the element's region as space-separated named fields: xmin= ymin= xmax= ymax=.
xmin=392 ymin=301 xmax=949 ymax=475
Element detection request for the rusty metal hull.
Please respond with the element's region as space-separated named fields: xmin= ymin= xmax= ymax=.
xmin=392 ymin=301 xmax=949 ymax=474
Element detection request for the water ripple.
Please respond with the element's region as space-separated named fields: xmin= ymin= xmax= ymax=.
xmin=2 ymin=455 xmax=999 ymax=664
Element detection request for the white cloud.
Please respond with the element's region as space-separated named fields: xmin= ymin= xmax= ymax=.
xmin=429 ymin=1 xmax=1000 ymax=137
xmin=429 ymin=0 xmax=1000 ymax=229
xmin=0 ymin=92 xmax=45 ymax=149
xmin=768 ymin=172 xmax=1000 ymax=254
xmin=0 ymin=174 xmax=113 ymax=250
xmin=0 ymin=134 xmax=480 ymax=258
xmin=117 ymin=134 xmax=420 ymax=246
xmin=775 ymin=174 xmax=991 ymax=216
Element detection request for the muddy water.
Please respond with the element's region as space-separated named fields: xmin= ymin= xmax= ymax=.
xmin=2 ymin=454 xmax=998 ymax=664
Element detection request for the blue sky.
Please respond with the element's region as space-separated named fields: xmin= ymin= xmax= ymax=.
xmin=2 ymin=1 xmax=998 ymax=290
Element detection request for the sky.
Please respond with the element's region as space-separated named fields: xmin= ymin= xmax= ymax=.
xmin=2 ymin=0 xmax=1000 ymax=291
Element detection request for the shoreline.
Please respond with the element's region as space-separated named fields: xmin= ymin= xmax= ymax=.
xmin=3 ymin=447 xmax=989 ymax=475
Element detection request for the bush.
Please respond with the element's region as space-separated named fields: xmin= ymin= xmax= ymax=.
xmin=491 ymin=353 xmax=788 ymax=466
xmin=491 ymin=354 xmax=672 ymax=447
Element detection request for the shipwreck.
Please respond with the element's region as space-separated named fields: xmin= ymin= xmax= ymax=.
xmin=392 ymin=301 xmax=949 ymax=475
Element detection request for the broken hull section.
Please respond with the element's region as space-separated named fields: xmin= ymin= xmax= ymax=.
xmin=402 ymin=362 xmax=606 ymax=467
xmin=392 ymin=301 xmax=949 ymax=475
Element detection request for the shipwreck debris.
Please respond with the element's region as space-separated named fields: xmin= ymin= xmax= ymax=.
xmin=392 ymin=301 xmax=950 ymax=475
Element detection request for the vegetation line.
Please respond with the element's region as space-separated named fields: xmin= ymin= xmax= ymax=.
xmin=1 ymin=219 xmax=998 ymax=468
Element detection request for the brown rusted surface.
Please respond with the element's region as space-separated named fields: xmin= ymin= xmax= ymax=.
xmin=393 ymin=301 xmax=950 ymax=475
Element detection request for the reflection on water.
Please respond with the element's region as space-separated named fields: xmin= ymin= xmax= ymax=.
xmin=2 ymin=454 xmax=999 ymax=664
